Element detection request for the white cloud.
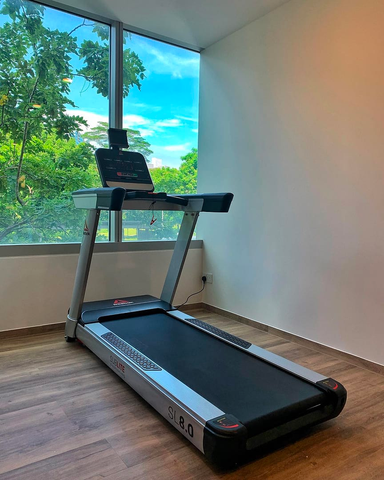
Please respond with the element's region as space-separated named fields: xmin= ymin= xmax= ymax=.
xmin=176 ymin=115 xmax=198 ymax=123
xmin=192 ymin=129 xmax=198 ymax=133
xmin=129 ymin=102 xmax=162 ymax=112
xmin=156 ymin=119 xmax=182 ymax=128
xmin=66 ymin=109 xmax=193 ymax=166
xmin=123 ymin=114 xmax=151 ymax=127
xmin=66 ymin=109 xmax=185 ymax=139
xmin=66 ymin=110 xmax=157 ymax=137
xmin=164 ymin=143 xmax=191 ymax=152
xmin=149 ymin=143 xmax=194 ymax=168
xmin=143 ymin=45 xmax=199 ymax=79
xmin=123 ymin=115 xmax=183 ymax=134
xmin=137 ymin=128 xmax=155 ymax=138
xmin=66 ymin=109 xmax=108 ymax=131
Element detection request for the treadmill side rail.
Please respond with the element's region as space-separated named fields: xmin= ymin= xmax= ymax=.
xmin=169 ymin=310 xmax=327 ymax=384
xmin=77 ymin=323 xmax=224 ymax=453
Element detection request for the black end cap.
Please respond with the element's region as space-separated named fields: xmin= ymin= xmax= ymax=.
xmin=204 ymin=414 xmax=247 ymax=467
xmin=317 ymin=378 xmax=347 ymax=417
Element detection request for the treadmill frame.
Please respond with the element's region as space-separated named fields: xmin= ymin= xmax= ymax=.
xmin=65 ymin=188 xmax=346 ymax=466
xmin=65 ymin=193 xmax=203 ymax=339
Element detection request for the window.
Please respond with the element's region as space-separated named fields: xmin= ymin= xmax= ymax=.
xmin=0 ymin=0 xmax=110 ymax=243
xmin=0 ymin=0 xmax=199 ymax=245
xmin=121 ymin=32 xmax=199 ymax=241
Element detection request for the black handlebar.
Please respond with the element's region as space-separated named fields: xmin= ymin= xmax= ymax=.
xmin=72 ymin=188 xmax=234 ymax=213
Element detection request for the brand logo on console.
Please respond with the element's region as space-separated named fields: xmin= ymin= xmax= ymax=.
xmin=113 ymin=299 xmax=133 ymax=306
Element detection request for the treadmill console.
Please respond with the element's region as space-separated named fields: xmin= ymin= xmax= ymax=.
xmin=95 ymin=149 xmax=154 ymax=191
xmin=95 ymin=128 xmax=154 ymax=191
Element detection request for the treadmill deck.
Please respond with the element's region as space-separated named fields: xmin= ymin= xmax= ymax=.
xmin=100 ymin=311 xmax=327 ymax=434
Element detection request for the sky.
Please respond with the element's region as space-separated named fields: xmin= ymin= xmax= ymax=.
xmin=44 ymin=6 xmax=200 ymax=168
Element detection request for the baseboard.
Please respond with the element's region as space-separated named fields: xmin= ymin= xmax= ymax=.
xmin=179 ymin=302 xmax=205 ymax=312
xmin=202 ymin=303 xmax=384 ymax=376
xmin=0 ymin=304 xmax=205 ymax=339
xmin=0 ymin=322 xmax=65 ymax=339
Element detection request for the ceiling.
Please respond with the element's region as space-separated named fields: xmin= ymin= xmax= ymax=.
xmin=55 ymin=0 xmax=292 ymax=50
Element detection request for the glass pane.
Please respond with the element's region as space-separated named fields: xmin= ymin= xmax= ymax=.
xmin=122 ymin=210 xmax=184 ymax=242
xmin=0 ymin=0 xmax=109 ymax=244
xmin=121 ymin=31 xmax=200 ymax=241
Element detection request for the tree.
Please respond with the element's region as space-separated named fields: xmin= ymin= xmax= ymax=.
xmin=134 ymin=149 xmax=198 ymax=240
xmin=0 ymin=131 xmax=100 ymax=243
xmin=175 ymin=148 xmax=197 ymax=194
xmin=150 ymin=148 xmax=197 ymax=194
xmin=82 ymin=121 xmax=153 ymax=159
xmin=0 ymin=0 xmax=146 ymax=243
xmin=150 ymin=166 xmax=180 ymax=193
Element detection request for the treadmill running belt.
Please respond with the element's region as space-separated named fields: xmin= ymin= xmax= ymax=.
xmin=101 ymin=312 xmax=327 ymax=433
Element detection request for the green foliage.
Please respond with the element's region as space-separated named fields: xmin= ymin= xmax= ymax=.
xmin=82 ymin=121 xmax=153 ymax=159
xmin=0 ymin=0 xmax=146 ymax=243
xmin=150 ymin=148 xmax=197 ymax=194
xmin=78 ymin=40 xmax=110 ymax=98
xmin=81 ymin=122 xmax=109 ymax=147
xmin=0 ymin=6 xmax=83 ymax=143
xmin=176 ymin=148 xmax=197 ymax=193
xmin=135 ymin=149 xmax=198 ymax=240
xmin=122 ymin=49 xmax=146 ymax=96
xmin=127 ymin=127 xmax=153 ymax=160
xmin=151 ymin=166 xmax=180 ymax=193
xmin=78 ymin=30 xmax=145 ymax=98
xmin=0 ymin=131 xmax=100 ymax=243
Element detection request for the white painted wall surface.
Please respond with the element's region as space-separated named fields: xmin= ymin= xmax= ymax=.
xmin=0 ymin=248 xmax=202 ymax=332
xmin=198 ymin=0 xmax=384 ymax=365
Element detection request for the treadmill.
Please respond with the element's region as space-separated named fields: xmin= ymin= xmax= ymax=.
xmin=65 ymin=129 xmax=346 ymax=466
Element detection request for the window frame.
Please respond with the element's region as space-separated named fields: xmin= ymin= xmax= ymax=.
xmin=0 ymin=0 xmax=201 ymax=255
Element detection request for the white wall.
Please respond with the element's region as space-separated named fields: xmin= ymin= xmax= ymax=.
xmin=0 ymin=248 xmax=202 ymax=332
xmin=198 ymin=0 xmax=384 ymax=365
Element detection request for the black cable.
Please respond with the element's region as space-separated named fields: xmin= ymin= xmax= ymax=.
xmin=175 ymin=278 xmax=206 ymax=309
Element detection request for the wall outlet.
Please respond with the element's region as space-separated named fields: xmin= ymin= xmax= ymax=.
xmin=203 ymin=272 xmax=213 ymax=284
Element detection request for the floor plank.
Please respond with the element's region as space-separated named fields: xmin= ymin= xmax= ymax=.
xmin=0 ymin=309 xmax=383 ymax=479
xmin=0 ymin=440 xmax=128 ymax=480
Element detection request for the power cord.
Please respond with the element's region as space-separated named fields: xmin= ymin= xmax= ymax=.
xmin=175 ymin=276 xmax=207 ymax=309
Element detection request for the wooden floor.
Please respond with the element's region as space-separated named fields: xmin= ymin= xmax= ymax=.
xmin=1 ymin=309 xmax=384 ymax=479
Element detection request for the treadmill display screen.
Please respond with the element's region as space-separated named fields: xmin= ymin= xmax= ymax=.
xmin=95 ymin=148 xmax=154 ymax=191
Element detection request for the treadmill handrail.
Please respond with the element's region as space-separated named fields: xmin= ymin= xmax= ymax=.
xmin=177 ymin=193 xmax=234 ymax=213
xmin=72 ymin=187 xmax=126 ymax=211
xmin=72 ymin=188 xmax=234 ymax=213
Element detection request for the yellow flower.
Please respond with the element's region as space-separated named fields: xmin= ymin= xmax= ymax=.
xmin=0 ymin=94 xmax=8 ymax=106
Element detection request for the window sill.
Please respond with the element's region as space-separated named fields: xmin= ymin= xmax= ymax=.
xmin=0 ymin=240 xmax=203 ymax=257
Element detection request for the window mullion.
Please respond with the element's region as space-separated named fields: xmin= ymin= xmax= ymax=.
xmin=109 ymin=21 xmax=124 ymax=242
